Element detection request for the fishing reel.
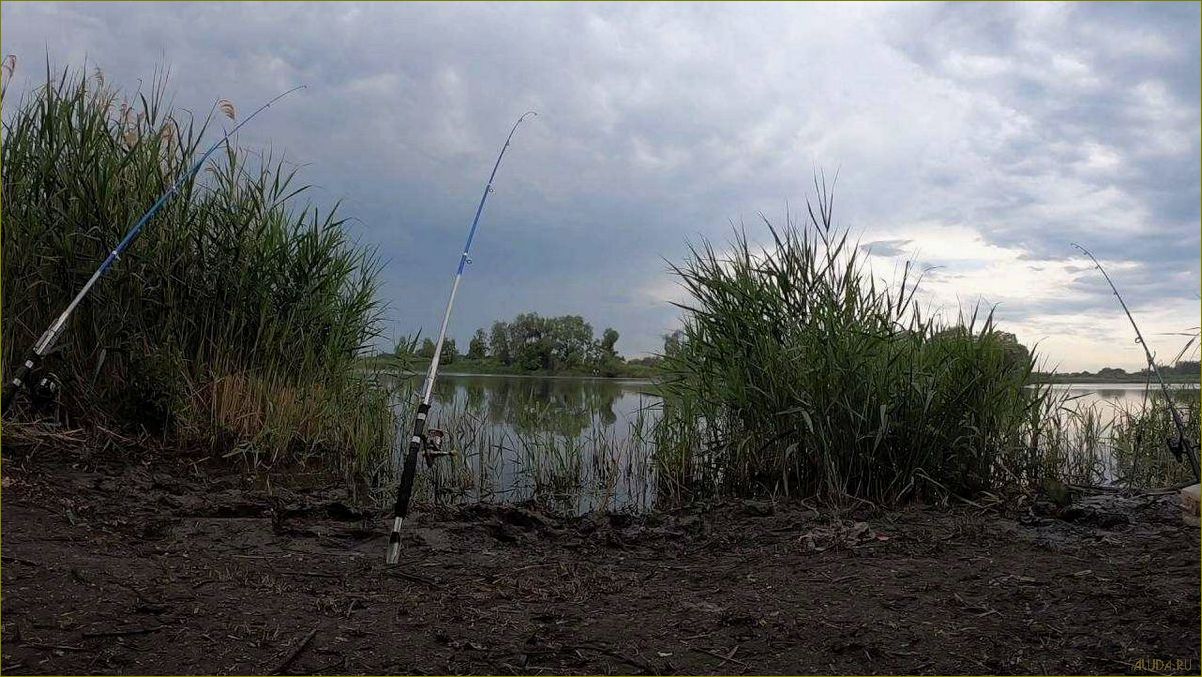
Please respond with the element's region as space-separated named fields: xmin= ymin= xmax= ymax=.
xmin=421 ymin=428 xmax=455 ymax=467
xmin=1169 ymin=435 xmax=1186 ymax=462
xmin=28 ymin=370 xmax=63 ymax=409
xmin=1168 ymin=435 xmax=1199 ymax=464
xmin=2 ymin=354 xmax=63 ymax=415
xmin=1167 ymin=434 xmax=1202 ymax=482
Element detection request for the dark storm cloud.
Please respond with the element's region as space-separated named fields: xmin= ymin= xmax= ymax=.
xmin=1 ymin=2 xmax=1197 ymax=368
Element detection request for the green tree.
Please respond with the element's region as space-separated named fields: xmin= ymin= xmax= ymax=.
xmin=510 ymin=313 xmax=553 ymax=371
xmin=1172 ymin=360 xmax=1200 ymax=375
xmin=467 ymin=328 xmax=489 ymax=359
xmin=601 ymin=327 xmax=620 ymax=356
xmin=490 ymin=321 xmax=512 ymax=365
xmin=441 ymin=337 xmax=458 ymax=365
xmin=548 ymin=315 xmax=594 ymax=370
xmin=418 ymin=338 xmax=436 ymax=359
xmin=992 ymin=331 xmax=1032 ymax=372
xmin=663 ymin=329 xmax=685 ymax=358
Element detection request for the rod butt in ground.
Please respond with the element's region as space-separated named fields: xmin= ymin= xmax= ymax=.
xmin=385 ymin=516 xmax=404 ymax=564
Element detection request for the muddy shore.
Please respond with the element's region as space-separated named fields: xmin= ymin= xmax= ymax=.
xmin=1 ymin=439 xmax=1198 ymax=675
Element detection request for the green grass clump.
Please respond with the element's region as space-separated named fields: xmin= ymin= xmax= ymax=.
xmin=655 ymin=186 xmax=1048 ymax=504
xmin=2 ymin=64 xmax=392 ymax=474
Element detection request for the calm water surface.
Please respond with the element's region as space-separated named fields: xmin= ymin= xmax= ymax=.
xmin=1044 ymin=382 xmax=1199 ymax=419
xmin=393 ymin=375 xmax=660 ymax=512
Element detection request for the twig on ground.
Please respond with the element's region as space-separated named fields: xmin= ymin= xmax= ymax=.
xmin=384 ymin=569 xmax=441 ymax=588
xmin=279 ymin=570 xmax=342 ymax=579
xmin=82 ymin=625 xmax=162 ymax=638
xmin=26 ymin=641 xmax=88 ymax=652
xmin=690 ymin=645 xmax=749 ymax=668
xmin=272 ymin=627 xmax=317 ymax=675
xmin=1 ymin=555 xmax=40 ymax=567
xmin=571 ymin=644 xmax=653 ymax=673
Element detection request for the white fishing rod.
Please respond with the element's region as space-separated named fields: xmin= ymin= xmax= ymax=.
xmin=387 ymin=111 xmax=537 ymax=564
xmin=1 ymin=85 xmax=306 ymax=415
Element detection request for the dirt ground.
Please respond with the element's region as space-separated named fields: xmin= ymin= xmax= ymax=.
xmin=1 ymin=438 xmax=1199 ymax=675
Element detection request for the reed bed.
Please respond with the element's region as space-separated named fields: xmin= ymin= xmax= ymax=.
xmin=1 ymin=65 xmax=392 ymax=475
xmin=654 ymin=186 xmax=1055 ymax=504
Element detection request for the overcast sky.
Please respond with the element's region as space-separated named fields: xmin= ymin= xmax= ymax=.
xmin=2 ymin=1 xmax=1198 ymax=370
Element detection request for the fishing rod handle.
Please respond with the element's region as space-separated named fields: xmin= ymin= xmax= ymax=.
xmin=386 ymin=403 xmax=430 ymax=563
xmin=392 ymin=402 xmax=431 ymax=518
xmin=1 ymin=353 xmax=40 ymax=416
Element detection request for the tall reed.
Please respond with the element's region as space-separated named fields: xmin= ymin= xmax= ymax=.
xmin=655 ymin=185 xmax=1049 ymax=503
xmin=1107 ymin=392 xmax=1197 ymax=487
xmin=2 ymin=64 xmax=392 ymax=474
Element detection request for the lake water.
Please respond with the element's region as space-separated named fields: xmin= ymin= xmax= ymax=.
xmin=1045 ymin=382 xmax=1199 ymax=410
xmin=392 ymin=376 xmax=1198 ymax=511
xmin=393 ymin=374 xmax=661 ymax=513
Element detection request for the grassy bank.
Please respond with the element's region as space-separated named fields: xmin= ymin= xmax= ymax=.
xmin=1 ymin=65 xmax=392 ymax=474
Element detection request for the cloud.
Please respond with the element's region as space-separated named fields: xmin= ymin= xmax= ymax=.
xmin=1 ymin=1 xmax=1197 ymax=370
xmin=859 ymin=239 xmax=913 ymax=258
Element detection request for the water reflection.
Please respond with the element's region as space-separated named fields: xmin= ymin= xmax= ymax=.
xmin=1046 ymin=382 xmax=1198 ymax=416
xmin=392 ymin=375 xmax=659 ymax=513
xmin=430 ymin=376 xmax=634 ymax=436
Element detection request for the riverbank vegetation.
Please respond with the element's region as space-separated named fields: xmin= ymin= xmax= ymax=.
xmin=1 ymin=65 xmax=392 ymax=475
xmin=650 ymin=187 xmax=1197 ymax=505
xmin=370 ymin=373 xmax=1196 ymax=516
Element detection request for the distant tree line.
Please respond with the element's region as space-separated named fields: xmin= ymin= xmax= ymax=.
xmin=487 ymin=313 xmax=624 ymax=375
xmin=1154 ymin=360 xmax=1201 ymax=376
xmin=1050 ymin=360 xmax=1200 ymax=378
xmin=395 ymin=313 xmax=631 ymax=376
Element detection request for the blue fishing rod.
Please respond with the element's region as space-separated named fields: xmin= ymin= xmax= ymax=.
xmin=386 ymin=111 xmax=537 ymax=564
xmin=1 ymin=85 xmax=306 ymax=415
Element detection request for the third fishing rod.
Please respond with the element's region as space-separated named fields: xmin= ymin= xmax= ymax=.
xmin=386 ymin=110 xmax=537 ymax=565
xmin=1073 ymin=242 xmax=1201 ymax=482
